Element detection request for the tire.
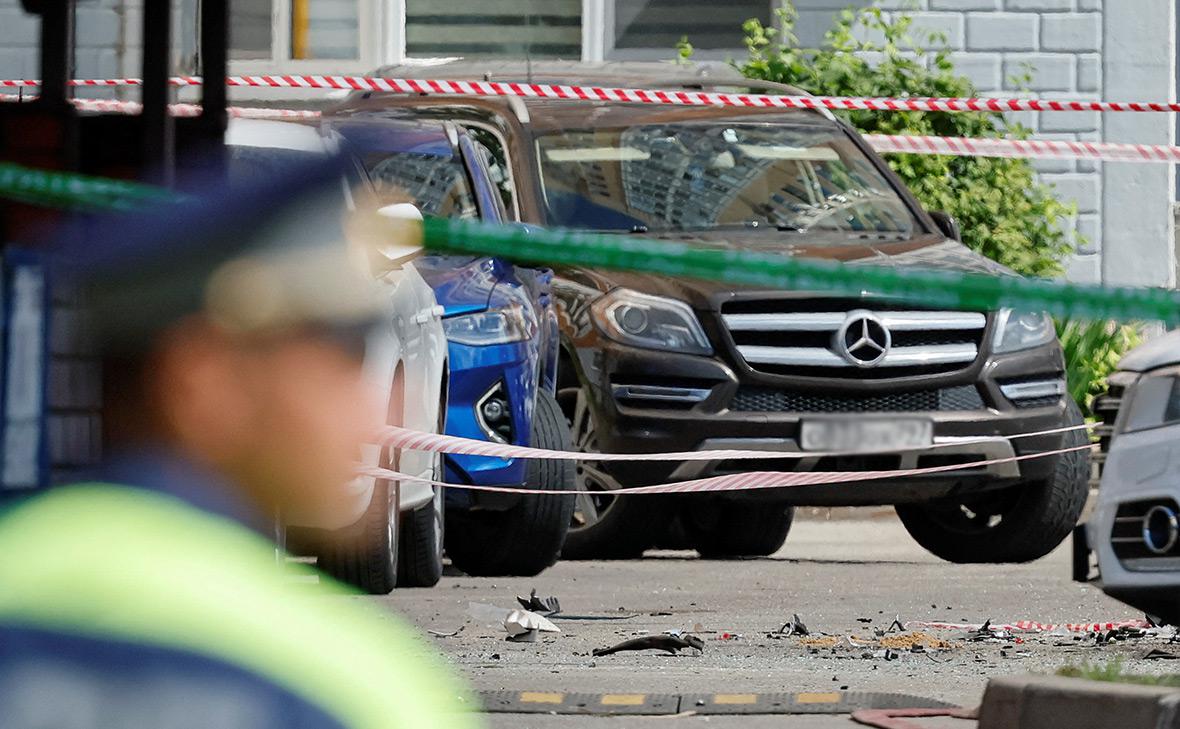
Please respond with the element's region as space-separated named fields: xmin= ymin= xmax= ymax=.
xmin=398 ymin=484 xmax=444 ymax=587
xmin=896 ymin=401 xmax=1091 ymax=564
xmin=685 ymin=501 xmax=795 ymax=558
xmin=559 ymin=386 xmax=661 ymax=560
xmin=397 ymin=403 xmax=446 ymax=588
xmin=318 ymin=479 xmax=398 ymax=594
xmin=445 ymin=390 xmax=576 ymax=577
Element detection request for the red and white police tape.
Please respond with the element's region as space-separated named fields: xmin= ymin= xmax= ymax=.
xmin=5 ymin=74 xmax=1180 ymax=115
xmin=357 ymin=441 xmax=1095 ymax=496
xmin=0 ymin=93 xmax=321 ymax=119
xmin=10 ymin=84 xmax=1180 ymax=163
xmin=377 ymin=422 xmax=1090 ymax=462
xmin=905 ymin=619 xmax=1155 ymax=633
xmin=868 ymin=134 xmax=1180 ymax=165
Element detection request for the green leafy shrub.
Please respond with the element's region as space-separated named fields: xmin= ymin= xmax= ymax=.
xmin=730 ymin=3 xmax=1075 ymax=276
xmin=1058 ymin=319 xmax=1141 ymax=417
xmin=680 ymin=2 xmax=1142 ymax=405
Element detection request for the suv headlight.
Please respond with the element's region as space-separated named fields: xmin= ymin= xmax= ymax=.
xmin=591 ymin=289 xmax=712 ymax=355
xmin=993 ymin=308 xmax=1056 ymax=353
xmin=1120 ymin=366 xmax=1180 ymax=434
xmin=443 ymin=305 xmax=534 ymax=346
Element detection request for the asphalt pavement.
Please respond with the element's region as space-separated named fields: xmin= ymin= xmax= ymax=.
xmin=373 ymin=511 xmax=1176 ymax=728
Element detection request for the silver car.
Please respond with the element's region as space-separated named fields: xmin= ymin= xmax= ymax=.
xmin=1081 ymin=329 xmax=1180 ymax=623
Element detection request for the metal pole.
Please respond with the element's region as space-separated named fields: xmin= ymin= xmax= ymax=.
xmin=37 ymin=0 xmax=74 ymax=109
xmin=198 ymin=0 xmax=228 ymax=177
xmin=142 ymin=0 xmax=174 ymax=184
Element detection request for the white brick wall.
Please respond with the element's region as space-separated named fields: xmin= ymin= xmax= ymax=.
xmin=0 ymin=0 xmax=129 ymax=96
xmin=793 ymin=0 xmax=1118 ymax=283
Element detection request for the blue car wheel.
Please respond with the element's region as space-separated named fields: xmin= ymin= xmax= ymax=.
xmin=444 ymin=391 xmax=576 ymax=576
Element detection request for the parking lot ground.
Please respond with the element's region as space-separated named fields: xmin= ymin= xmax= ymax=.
xmin=373 ymin=512 xmax=1176 ymax=728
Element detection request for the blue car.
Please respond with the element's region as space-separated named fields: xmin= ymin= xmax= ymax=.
xmin=326 ymin=114 xmax=575 ymax=576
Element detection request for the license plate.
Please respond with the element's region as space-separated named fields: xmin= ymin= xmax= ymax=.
xmin=800 ymin=419 xmax=933 ymax=453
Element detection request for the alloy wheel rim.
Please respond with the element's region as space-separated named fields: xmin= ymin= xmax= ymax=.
xmin=561 ymin=387 xmax=622 ymax=531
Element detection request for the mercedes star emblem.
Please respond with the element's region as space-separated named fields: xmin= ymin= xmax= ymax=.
xmin=835 ymin=310 xmax=891 ymax=368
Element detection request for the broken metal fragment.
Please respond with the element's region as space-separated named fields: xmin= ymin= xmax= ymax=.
xmin=516 ymin=588 xmax=561 ymax=615
xmin=591 ymin=633 xmax=705 ymax=657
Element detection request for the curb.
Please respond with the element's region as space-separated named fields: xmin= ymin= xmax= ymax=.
xmin=978 ymin=675 xmax=1180 ymax=729
xmin=480 ymin=690 xmax=953 ymax=715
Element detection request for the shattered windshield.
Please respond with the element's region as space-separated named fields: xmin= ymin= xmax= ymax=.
xmin=535 ymin=123 xmax=918 ymax=235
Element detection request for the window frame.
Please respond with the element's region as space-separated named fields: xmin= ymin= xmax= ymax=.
xmin=229 ymin=0 xmax=398 ymax=75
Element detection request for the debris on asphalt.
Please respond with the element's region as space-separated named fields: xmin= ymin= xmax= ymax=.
xmin=592 ymin=632 xmax=705 ymax=656
xmin=427 ymin=626 xmax=465 ymax=638
xmin=516 ymin=588 xmax=561 ymax=615
xmin=887 ymin=616 xmax=906 ymax=633
xmin=503 ymin=609 xmax=560 ymax=643
xmin=1142 ymin=648 xmax=1180 ymax=660
xmin=768 ymin=613 xmax=810 ymax=638
xmin=799 ymin=635 xmax=841 ymax=648
xmin=872 ymin=648 xmax=899 ymax=661
xmin=878 ymin=632 xmax=955 ymax=651
xmin=963 ymin=620 xmax=1012 ymax=642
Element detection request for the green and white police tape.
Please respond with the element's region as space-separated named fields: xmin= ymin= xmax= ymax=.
xmin=3 ymin=161 xmax=1175 ymax=323
xmin=0 ymin=162 xmax=172 ymax=213
xmin=421 ymin=217 xmax=1179 ymax=324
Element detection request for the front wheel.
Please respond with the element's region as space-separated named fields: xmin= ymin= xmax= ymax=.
xmin=398 ymin=484 xmax=444 ymax=587
xmin=559 ymin=386 xmax=661 ymax=559
xmin=684 ymin=500 xmax=795 ymax=558
xmin=445 ymin=390 xmax=576 ymax=576
xmin=319 ymin=479 xmax=399 ymax=594
xmin=896 ymin=402 xmax=1091 ymax=564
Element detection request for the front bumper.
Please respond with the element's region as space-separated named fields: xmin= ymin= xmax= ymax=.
xmin=442 ymin=338 xmax=537 ymax=511
xmin=572 ymin=337 xmax=1070 ymax=505
xmin=1089 ymin=423 xmax=1180 ymax=623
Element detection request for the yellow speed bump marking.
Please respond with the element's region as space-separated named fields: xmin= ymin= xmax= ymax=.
xmin=600 ymin=694 xmax=646 ymax=706
xmin=519 ymin=692 xmax=564 ymax=704
xmin=795 ymin=692 xmax=841 ymax=704
xmin=713 ymin=694 xmax=759 ymax=705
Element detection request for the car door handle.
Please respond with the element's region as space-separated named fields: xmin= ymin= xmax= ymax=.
xmin=412 ymin=306 xmax=445 ymax=325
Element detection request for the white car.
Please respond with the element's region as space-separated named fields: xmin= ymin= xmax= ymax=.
xmin=226 ymin=119 xmax=449 ymax=592
xmin=1081 ymin=329 xmax=1180 ymax=623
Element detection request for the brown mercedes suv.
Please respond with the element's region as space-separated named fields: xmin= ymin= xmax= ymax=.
xmin=328 ymin=61 xmax=1089 ymax=564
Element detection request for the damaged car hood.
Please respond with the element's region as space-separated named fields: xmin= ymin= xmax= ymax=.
xmin=556 ymin=231 xmax=1014 ymax=310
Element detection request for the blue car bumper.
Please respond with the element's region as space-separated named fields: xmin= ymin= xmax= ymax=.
xmin=443 ymin=338 xmax=538 ymax=510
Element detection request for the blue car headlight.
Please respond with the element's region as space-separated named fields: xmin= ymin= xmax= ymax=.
xmin=443 ymin=304 xmax=534 ymax=346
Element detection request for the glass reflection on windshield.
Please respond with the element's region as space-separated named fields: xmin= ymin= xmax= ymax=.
xmin=536 ymin=123 xmax=915 ymax=235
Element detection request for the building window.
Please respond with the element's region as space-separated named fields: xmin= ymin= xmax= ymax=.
xmin=405 ymin=0 xmax=582 ymax=59
xmin=230 ymin=0 xmax=362 ymax=63
xmin=230 ymin=0 xmax=273 ymax=60
xmin=609 ymin=0 xmax=770 ymax=58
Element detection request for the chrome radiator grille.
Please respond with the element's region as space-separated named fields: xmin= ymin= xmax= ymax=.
xmin=721 ymin=300 xmax=987 ymax=379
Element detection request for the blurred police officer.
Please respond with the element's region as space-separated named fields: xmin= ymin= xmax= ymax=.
xmin=0 ymin=161 xmax=479 ymax=729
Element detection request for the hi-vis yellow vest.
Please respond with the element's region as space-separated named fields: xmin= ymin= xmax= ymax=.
xmin=0 ymin=484 xmax=481 ymax=729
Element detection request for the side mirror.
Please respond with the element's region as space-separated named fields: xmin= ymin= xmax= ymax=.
xmin=377 ymin=202 xmax=424 ymax=222
xmin=373 ymin=203 xmax=425 ymax=267
xmin=929 ymin=211 xmax=961 ymax=242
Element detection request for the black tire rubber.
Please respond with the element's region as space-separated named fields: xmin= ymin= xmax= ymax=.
xmin=896 ymin=401 xmax=1091 ymax=564
xmin=318 ymin=479 xmax=398 ymax=594
xmin=445 ymin=390 xmax=576 ymax=577
xmin=397 ymin=485 xmax=444 ymax=587
xmin=561 ymin=495 xmax=660 ymax=560
xmin=685 ymin=501 xmax=795 ymax=558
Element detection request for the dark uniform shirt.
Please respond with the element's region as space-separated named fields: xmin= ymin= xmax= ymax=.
xmin=0 ymin=452 xmax=478 ymax=729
